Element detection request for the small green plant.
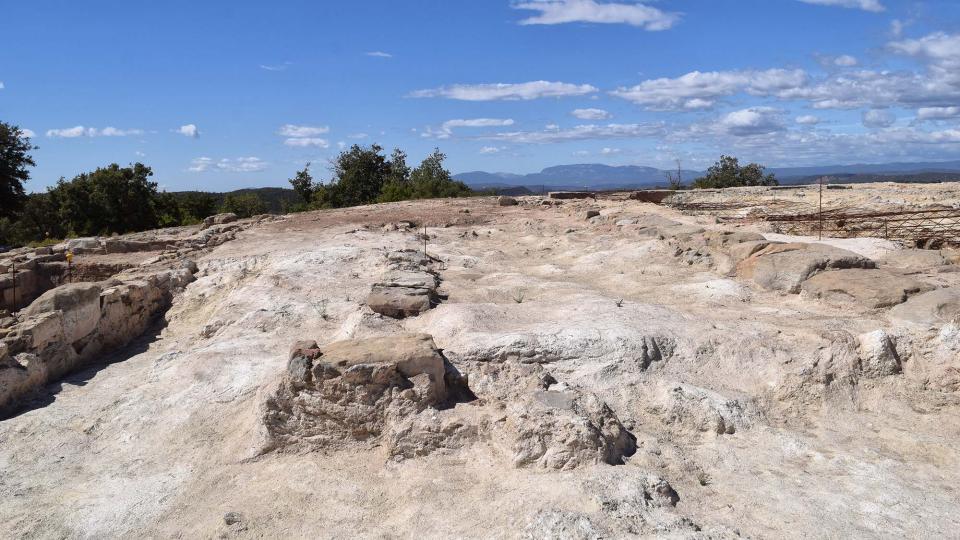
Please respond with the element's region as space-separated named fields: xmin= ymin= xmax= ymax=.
xmin=311 ymin=299 xmax=330 ymax=320
xmin=697 ymin=472 xmax=712 ymax=486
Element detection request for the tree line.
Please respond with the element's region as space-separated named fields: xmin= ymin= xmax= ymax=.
xmin=0 ymin=121 xmax=473 ymax=247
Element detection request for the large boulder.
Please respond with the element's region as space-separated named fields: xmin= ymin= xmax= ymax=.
xmin=800 ymin=268 xmax=933 ymax=309
xmin=367 ymin=285 xmax=433 ymax=318
xmin=889 ymin=288 xmax=960 ymax=328
xmin=201 ymin=213 xmax=238 ymax=230
xmin=261 ymin=334 xmax=452 ymax=454
xmin=736 ymin=242 xmax=876 ymax=293
xmin=22 ymin=283 xmax=101 ymax=344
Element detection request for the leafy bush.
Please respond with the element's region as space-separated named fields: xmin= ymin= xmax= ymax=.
xmin=692 ymin=155 xmax=778 ymax=189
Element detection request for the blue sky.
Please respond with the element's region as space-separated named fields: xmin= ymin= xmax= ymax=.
xmin=3 ymin=0 xmax=960 ymax=191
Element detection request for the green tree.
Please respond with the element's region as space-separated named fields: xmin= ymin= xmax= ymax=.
xmin=407 ymin=148 xmax=471 ymax=199
xmin=289 ymin=162 xmax=315 ymax=205
xmin=692 ymin=155 xmax=777 ymax=189
xmin=327 ymin=144 xmax=391 ymax=207
xmin=0 ymin=122 xmax=37 ymax=220
xmin=50 ymin=163 xmax=161 ymax=236
xmin=178 ymin=192 xmax=219 ymax=223
xmin=220 ymin=192 xmax=266 ymax=218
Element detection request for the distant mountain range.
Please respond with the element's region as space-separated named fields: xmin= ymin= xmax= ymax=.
xmin=455 ymin=160 xmax=960 ymax=191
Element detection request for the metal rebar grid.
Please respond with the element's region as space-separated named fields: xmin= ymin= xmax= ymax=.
xmin=761 ymin=207 xmax=960 ymax=246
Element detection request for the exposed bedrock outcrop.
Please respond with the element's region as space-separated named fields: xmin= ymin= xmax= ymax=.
xmin=260 ymin=334 xmax=638 ymax=470
xmin=801 ymin=268 xmax=934 ymax=308
xmin=736 ymin=242 xmax=876 ymax=293
xmin=0 ymin=261 xmax=197 ymax=414
xmin=366 ymin=250 xmax=441 ymax=319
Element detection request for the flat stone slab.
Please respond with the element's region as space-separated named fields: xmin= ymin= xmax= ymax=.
xmin=367 ymin=285 xmax=433 ymax=318
xmin=800 ymin=269 xmax=934 ymax=308
xmin=318 ymin=333 xmax=447 ymax=400
xmin=375 ymin=270 xmax=438 ymax=291
xmin=737 ymin=242 xmax=876 ymax=293
xmin=889 ymin=287 xmax=960 ymax=328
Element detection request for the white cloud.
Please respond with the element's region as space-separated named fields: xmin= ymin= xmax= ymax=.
xmin=487 ymin=122 xmax=663 ymax=143
xmin=284 ymin=137 xmax=330 ymax=148
xmin=572 ymin=108 xmax=612 ymax=120
xmin=796 ymin=0 xmax=884 ymax=12
xmin=610 ymin=69 xmax=807 ymax=110
xmin=795 ymin=115 xmax=821 ymax=125
xmin=278 ymin=124 xmax=330 ymax=137
xmin=890 ymin=19 xmax=905 ymax=38
xmin=423 ymin=118 xmax=515 ymax=139
xmin=99 ymin=127 xmax=143 ymax=137
xmin=177 ymin=124 xmax=200 ymax=138
xmin=862 ymin=109 xmax=896 ymax=128
xmin=0 ymin=82 xmax=4 ymax=89
xmin=259 ymin=62 xmax=292 ymax=71
xmin=479 ymin=146 xmax=505 ymax=154
xmin=189 ymin=156 xmax=267 ymax=173
xmin=410 ymin=81 xmax=597 ymax=101
xmin=513 ymin=0 xmax=679 ymax=30
xmin=19 ymin=128 xmax=35 ymax=137
xmin=46 ymin=126 xmax=142 ymax=138
xmin=834 ymin=55 xmax=858 ymax=66
xmin=366 ymin=51 xmax=393 ymax=58
xmin=348 ymin=132 xmax=369 ymax=139
xmin=719 ymin=107 xmax=785 ymax=136
xmin=135 ymin=151 xmax=146 ymax=157
xmin=889 ymin=32 xmax=960 ymax=68
xmin=917 ymin=106 xmax=960 ymax=121
xmin=600 ymin=147 xmax=622 ymax=155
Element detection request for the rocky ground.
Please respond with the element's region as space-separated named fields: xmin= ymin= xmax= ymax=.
xmin=1 ymin=185 xmax=959 ymax=539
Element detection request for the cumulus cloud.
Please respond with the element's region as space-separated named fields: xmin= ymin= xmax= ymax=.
xmin=46 ymin=126 xmax=143 ymax=138
xmin=19 ymin=128 xmax=35 ymax=137
xmin=572 ymin=108 xmax=612 ymax=120
xmin=889 ymin=32 xmax=960 ymax=68
xmin=283 ymin=137 xmax=330 ymax=148
xmin=610 ymin=69 xmax=807 ymax=110
xmin=189 ymin=156 xmax=267 ymax=173
xmin=917 ymin=106 xmax=960 ymax=121
xmin=423 ymin=118 xmax=515 ymax=139
xmin=277 ymin=124 xmax=330 ymax=137
xmin=834 ymin=55 xmax=858 ymax=66
xmin=366 ymin=51 xmax=393 ymax=58
xmin=719 ymin=107 xmax=786 ymax=136
xmin=512 ymin=0 xmax=679 ymax=30
xmin=862 ymin=109 xmax=896 ymax=128
xmin=796 ymin=0 xmax=884 ymax=12
xmin=410 ymin=81 xmax=597 ymax=101
xmin=479 ymin=146 xmax=505 ymax=154
xmin=486 ymin=122 xmax=664 ymax=143
xmin=177 ymin=124 xmax=200 ymax=138
xmin=796 ymin=115 xmax=821 ymax=125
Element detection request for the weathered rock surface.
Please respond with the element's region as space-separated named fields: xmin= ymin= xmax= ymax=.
xmin=800 ymin=268 xmax=933 ymax=308
xmin=260 ymin=333 xmax=454 ymax=454
xmin=498 ymin=196 xmax=519 ymax=206
xmin=367 ymin=251 xmax=440 ymax=318
xmin=201 ymin=212 xmax=238 ymax=229
xmin=889 ymin=287 xmax=960 ymax=328
xmin=737 ymin=242 xmax=876 ymax=293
